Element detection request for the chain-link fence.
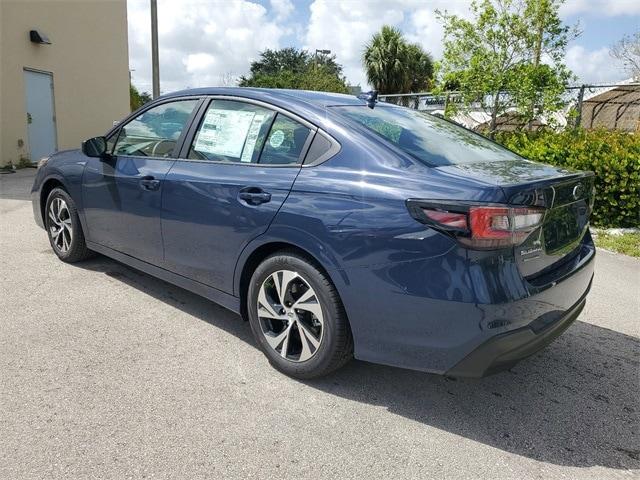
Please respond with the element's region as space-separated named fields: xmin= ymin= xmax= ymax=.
xmin=379 ymin=81 xmax=640 ymax=133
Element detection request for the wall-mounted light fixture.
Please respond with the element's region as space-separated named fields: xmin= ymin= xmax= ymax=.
xmin=29 ymin=30 xmax=51 ymax=45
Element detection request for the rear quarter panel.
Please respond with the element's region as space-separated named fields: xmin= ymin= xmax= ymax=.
xmin=242 ymin=143 xmax=509 ymax=369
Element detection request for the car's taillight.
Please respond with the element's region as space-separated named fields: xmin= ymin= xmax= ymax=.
xmin=422 ymin=209 xmax=468 ymax=230
xmin=464 ymin=206 xmax=544 ymax=249
xmin=406 ymin=200 xmax=545 ymax=250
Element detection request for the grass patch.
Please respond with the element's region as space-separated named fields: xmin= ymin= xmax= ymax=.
xmin=594 ymin=232 xmax=640 ymax=257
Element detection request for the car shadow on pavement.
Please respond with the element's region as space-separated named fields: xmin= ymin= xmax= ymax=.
xmin=76 ymin=255 xmax=640 ymax=472
xmin=309 ymin=323 xmax=640 ymax=471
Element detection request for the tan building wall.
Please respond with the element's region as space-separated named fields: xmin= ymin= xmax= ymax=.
xmin=0 ymin=0 xmax=130 ymax=166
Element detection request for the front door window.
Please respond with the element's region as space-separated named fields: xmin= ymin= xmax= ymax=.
xmin=113 ymin=100 xmax=198 ymax=158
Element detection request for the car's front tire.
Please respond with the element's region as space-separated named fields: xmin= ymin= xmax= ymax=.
xmin=247 ymin=251 xmax=353 ymax=379
xmin=45 ymin=187 xmax=93 ymax=263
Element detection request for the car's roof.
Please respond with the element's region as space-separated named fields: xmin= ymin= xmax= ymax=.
xmin=158 ymin=87 xmax=383 ymax=140
xmin=162 ymin=87 xmax=367 ymax=107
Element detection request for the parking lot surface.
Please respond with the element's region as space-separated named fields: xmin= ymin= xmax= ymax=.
xmin=1 ymin=169 xmax=639 ymax=479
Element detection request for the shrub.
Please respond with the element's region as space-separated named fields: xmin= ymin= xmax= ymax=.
xmin=495 ymin=129 xmax=640 ymax=228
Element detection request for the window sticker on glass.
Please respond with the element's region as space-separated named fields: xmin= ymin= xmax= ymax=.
xmin=194 ymin=109 xmax=255 ymax=158
xmin=269 ymin=129 xmax=285 ymax=148
xmin=240 ymin=113 xmax=266 ymax=163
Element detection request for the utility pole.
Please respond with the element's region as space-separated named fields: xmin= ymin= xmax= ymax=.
xmin=574 ymin=84 xmax=585 ymax=129
xmin=532 ymin=0 xmax=545 ymax=68
xmin=151 ymin=0 xmax=160 ymax=99
xmin=528 ymin=0 xmax=545 ymax=130
xmin=315 ymin=49 xmax=331 ymax=70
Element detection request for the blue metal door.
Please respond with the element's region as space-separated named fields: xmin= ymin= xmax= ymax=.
xmin=82 ymin=156 xmax=175 ymax=265
xmin=24 ymin=69 xmax=57 ymax=162
xmin=81 ymin=99 xmax=200 ymax=265
xmin=161 ymin=162 xmax=301 ymax=292
xmin=161 ymin=98 xmax=314 ymax=294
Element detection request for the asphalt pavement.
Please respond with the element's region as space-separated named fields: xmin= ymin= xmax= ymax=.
xmin=1 ymin=169 xmax=639 ymax=479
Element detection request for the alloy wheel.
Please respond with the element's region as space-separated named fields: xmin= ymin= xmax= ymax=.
xmin=48 ymin=197 xmax=73 ymax=253
xmin=257 ymin=270 xmax=324 ymax=362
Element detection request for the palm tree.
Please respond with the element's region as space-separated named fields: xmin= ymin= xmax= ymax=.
xmin=405 ymin=43 xmax=434 ymax=92
xmin=363 ymin=26 xmax=407 ymax=94
xmin=363 ymin=26 xmax=433 ymax=95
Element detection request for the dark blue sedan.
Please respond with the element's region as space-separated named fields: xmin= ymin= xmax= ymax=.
xmin=31 ymin=88 xmax=595 ymax=379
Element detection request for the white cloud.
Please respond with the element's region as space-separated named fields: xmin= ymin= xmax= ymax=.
xmin=405 ymin=9 xmax=444 ymax=59
xmin=304 ymin=0 xmax=405 ymax=87
xmin=565 ymin=45 xmax=628 ymax=84
xmin=304 ymin=0 xmax=473 ymax=88
xmin=560 ymin=0 xmax=640 ymax=17
xmin=270 ymin=0 xmax=294 ymax=22
xmin=127 ymin=0 xmax=286 ymax=94
xmin=126 ymin=0 xmax=637 ymax=95
xmin=185 ymin=53 xmax=217 ymax=74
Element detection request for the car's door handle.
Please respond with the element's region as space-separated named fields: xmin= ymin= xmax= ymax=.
xmin=238 ymin=187 xmax=272 ymax=205
xmin=139 ymin=176 xmax=161 ymax=191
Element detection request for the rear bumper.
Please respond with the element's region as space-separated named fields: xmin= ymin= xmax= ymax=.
xmin=341 ymin=234 xmax=595 ymax=375
xmin=445 ymin=278 xmax=591 ymax=377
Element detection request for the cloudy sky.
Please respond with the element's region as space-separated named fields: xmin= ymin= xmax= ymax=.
xmin=127 ymin=0 xmax=640 ymax=94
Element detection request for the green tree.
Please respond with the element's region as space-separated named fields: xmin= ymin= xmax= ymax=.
xmin=239 ymin=47 xmax=349 ymax=93
xmin=362 ymin=26 xmax=433 ymax=94
xmin=299 ymin=68 xmax=350 ymax=93
xmin=130 ymin=83 xmax=151 ymax=111
xmin=437 ymin=0 xmax=575 ymax=136
xmin=406 ymin=43 xmax=434 ymax=92
xmin=244 ymin=47 xmax=309 ymax=76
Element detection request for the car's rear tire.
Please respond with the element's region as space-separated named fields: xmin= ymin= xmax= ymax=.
xmin=247 ymin=251 xmax=353 ymax=379
xmin=45 ymin=187 xmax=93 ymax=263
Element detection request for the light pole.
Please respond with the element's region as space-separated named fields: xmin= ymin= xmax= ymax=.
xmin=314 ymin=49 xmax=331 ymax=69
xmin=151 ymin=0 xmax=160 ymax=99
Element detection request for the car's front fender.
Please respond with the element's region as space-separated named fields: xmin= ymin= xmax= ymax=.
xmin=31 ymin=150 xmax=88 ymax=231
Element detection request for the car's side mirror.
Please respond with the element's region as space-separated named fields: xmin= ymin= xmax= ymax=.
xmin=81 ymin=136 xmax=108 ymax=159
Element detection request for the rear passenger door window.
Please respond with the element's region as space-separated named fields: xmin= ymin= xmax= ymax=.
xmin=188 ymin=100 xmax=275 ymax=163
xmin=188 ymin=99 xmax=312 ymax=165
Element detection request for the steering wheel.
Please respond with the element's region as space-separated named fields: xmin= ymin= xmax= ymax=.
xmin=150 ymin=139 xmax=176 ymax=157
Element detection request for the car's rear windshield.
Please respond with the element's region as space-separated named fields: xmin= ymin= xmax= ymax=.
xmin=332 ymin=105 xmax=521 ymax=167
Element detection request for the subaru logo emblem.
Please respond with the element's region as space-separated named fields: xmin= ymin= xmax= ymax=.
xmin=572 ymin=184 xmax=584 ymax=200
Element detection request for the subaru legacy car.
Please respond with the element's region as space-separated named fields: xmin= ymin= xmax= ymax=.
xmin=32 ymin=88 xmax=595 ymax=379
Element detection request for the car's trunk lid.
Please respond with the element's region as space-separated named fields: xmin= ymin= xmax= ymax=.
xmin=434 ymin=159 xmax=595 ymax=278
xmin=508 ymin=172 xmax=595 ymax=279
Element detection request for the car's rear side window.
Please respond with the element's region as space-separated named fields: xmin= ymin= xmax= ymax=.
xmin=260 ymin=114 xmax=311 ymax=165
xmin=332 ymin=105 xmax=520 ymax=166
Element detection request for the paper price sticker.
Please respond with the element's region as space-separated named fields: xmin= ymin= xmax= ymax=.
xmin=240 ymin=113 xmax=266 ymax=162
xmin=194 ymin=109 xmax=256 ymax=158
